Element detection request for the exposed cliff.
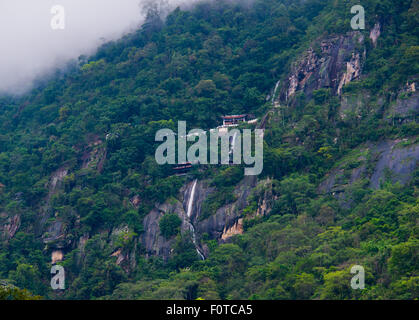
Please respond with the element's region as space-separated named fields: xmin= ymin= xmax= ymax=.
xmin=318 ymin=139 xmax=419 ymax=207
xmin=387 ymin=89 xmax=418 ymax=124
xmin=140 ymin=174 xmax=260 ymax=259
xmin=196 ymin=175 xmax=257 ymax=240
xmin=141 ymin=179 xmax=213 ymax=260
xmin=280 ymin=32 xmax=365 ymax=102
xmin=0 ymin=213 xmax=20 ymax=241
xmin=141 ymin=197 xmax=186 ymax=259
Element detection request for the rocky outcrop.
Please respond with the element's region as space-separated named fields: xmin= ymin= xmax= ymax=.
xmin=35 ymin=166 xmax=69 ymax=237
xmin=42 ymin=219 xmax=69 ymax=248
xmin=141 ymin=174 xmax=258 ymax=259
xmin=387 ymin=90 xmax=418 ymax=124
xmin=281 ymin=32 xmax=364 ymax=101
xmin=339 ymin=90 xmax=380 ymax=121
xmin=369 ymin=140 xmax=419 ymax=189
xmin=141 ymin=200 xmax=184 ymax=259
xmin=111 ymin=249 xmax=125 ymax=265
xmin=36 ymin=138 xmax=107 ymax=245
xmin=319 ymin=140 xmax=419 ymax=206
xmin=76 ymin=234 xmax=89 ymax=265
xmin=142 ymin=179 xmax=213 ymax=260
xmin=0 ymin=214 xmax=20 ymax=241
xmin=254 ymin=179 xmax=277 ymax=217
xmin=81 ymin=138 xmax=107 ymax=172
xmin=51 ymin=250 xmax=64 ymax=264
xmin=369 ymin=22 xmax=381 ymax=47
xmin=108 ymin=225 xmax=138 ymax=272
xmin=405 ymin=81 xmax=416 ymax=94
xmin=197 ymin=175 xmax=257 ymax=240
xmin=337 ymin=53 xmax=361 ymax=95
xmin=49 ymin=167 xmax=68 ymax=193
xmin=183 ymin=180 xmax=213 ymax=222
xmin=110 ymin=246 xmax=137 ymax=273
xmin=141 ymin=180 xmax=211 ymax=260
xmin=221 ymin=218 xmax=243 ymax=241
xmin=130 ymin=195 xmax=141 ymax=209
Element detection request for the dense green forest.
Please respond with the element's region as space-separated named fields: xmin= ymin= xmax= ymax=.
xmin=0 ymin=0 xmax=418 ymax=300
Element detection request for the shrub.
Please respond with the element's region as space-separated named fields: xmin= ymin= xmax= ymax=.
xmin=159 ymin=213 xmax=182 ymax=239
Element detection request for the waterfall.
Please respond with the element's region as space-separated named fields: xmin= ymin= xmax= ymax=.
xmin=229 ymin=131 xmax=238 ymax=158
xmin=185 ymin=179 xmax=205 ymax=260
xmin=189 ymin=223 xmax=205 ymax=260
xmin=272 ymin=80 xmax=280 ymax=104
xmin=187 ymin=179 xmax=197 ymax=218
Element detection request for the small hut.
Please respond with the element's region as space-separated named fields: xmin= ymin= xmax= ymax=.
xmin=221 ymin=114 xmax=247 ymax=126
xmin=173 ymin=162 xmax=192 ymax=174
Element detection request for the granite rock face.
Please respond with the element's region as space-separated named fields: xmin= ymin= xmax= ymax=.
xmin=183 ymin=180 xmax=213 ymax=222
xmin=0 ymin=214 xmax=20 ymax=241
xmin=369 ymin=140 xmax=419 ymax=189
xmin=140 ymin=175 xmax=259 ymax=259
xmin=196 ymin=175 xmax=257 ymax=240
xmin=280 ymin=32 xmax=365 ymax=102
xmin=387 ymin=90 xmax=418 ymax=124
xmin=318 ymin=140 xmax=419 ymax=207
xmin=141 ymin=198 xmax=186 ymax=260
xmin=369 ymin=22 xmax=381 ymax=47
xmin=141 ymin=179 xmax=213 ymax=260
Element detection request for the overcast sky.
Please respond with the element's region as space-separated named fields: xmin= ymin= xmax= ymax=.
xmin=0 ymin=0 xmax=198 ymax=95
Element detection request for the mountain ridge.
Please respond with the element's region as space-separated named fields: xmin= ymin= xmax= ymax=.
xmin=0 ymin=0 xmax=418 ymax=300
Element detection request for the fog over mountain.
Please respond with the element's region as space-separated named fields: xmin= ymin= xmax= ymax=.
xmin=0 ymin=0 xmax=199 ymax=94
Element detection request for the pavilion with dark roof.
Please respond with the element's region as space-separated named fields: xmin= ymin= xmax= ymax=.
xmin=221 ymin=114 xmax=247 ymax=126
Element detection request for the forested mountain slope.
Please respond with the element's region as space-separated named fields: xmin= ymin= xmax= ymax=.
xmin=0 ymin=0 xmax=418 ymax=299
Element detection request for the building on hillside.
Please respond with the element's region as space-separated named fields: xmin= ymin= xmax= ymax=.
xmin=221 ymin=114 xmax=247 ymax=126
xmin=173 ymin=162 xmax=192 ymax=174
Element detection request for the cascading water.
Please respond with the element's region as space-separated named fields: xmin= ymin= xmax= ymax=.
xmin=272 ymin=80 xmax=281 ymax=108
xmin=189 ymin=223 xmax=205 ymax=260
xmin=272 ymin=79 xmax=286 ymax=127
xmin=272 ymin=80 xmax=280 ymax=103
xmin=187 ymin=179 xmax=197 ymax=218
xmin=185 ymin=179 xmax=205 ymax=260
xmin=229 ymin=131 xmax=238 ymax=158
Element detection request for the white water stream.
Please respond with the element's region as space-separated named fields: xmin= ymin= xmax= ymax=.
xmin=229 ymin=131 xmax=238 ymax=159
xmin=187 ymin=179 xmax=197 ymax=218
xmin=185 ymin=179 xmax=205 ymax=260
xmin=272 ymin=80 xmax=281 ymax=104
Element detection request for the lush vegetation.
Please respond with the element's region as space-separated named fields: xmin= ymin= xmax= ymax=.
xmin=0 ymin=0 xmax=417 ymax=300
xmin=0 ymin=281 xmax=42 ymax=300
xmin=159 ymin=213 xmax=182 ymax=238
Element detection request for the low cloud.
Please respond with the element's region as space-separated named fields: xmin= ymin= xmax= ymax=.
xmin=0 ymin=0 xmax=199 ymax=95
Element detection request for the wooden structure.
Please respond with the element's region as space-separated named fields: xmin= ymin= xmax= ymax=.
xmin=173 ymin=162 xmax=192 ymax=174
xmin=221 ymin=114 xmax=247 ymax=126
